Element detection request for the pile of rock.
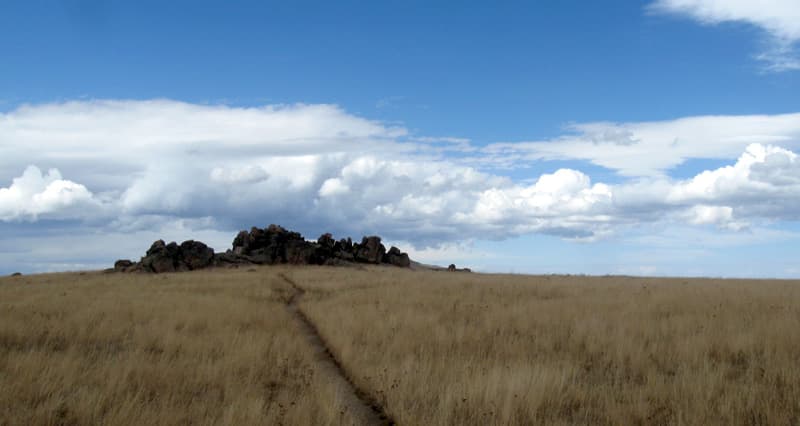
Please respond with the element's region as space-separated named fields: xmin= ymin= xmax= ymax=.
xmin=114 ymin=224 xmax=411 ymax=273
xmin=219 ymin=224 xmax=410 ymax=267
xmin=114 ymin=240 xmax=215 ymax=273
xmin=447 ymin=264 xmax=472 ymax=273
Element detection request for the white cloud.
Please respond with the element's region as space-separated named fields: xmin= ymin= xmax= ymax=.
xmin=481 ymin=113 xmax=800 ymax=176
xmin=685 ymin=205 xmax=747 ymax=230
xmin=650 ymin=0 xmax=800 ymax=71
xmin=667 ymin=144 xmax=800 ymax=207
xmin=318 ymin=178 xmax=350 ymax=197
xmin=2 ymin=99 xmax=800 ymax=257
xmin=0 ymin=165 xmax=99 ymax=221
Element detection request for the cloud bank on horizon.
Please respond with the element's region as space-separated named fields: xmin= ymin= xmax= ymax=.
xmin=2 ymin=99 xmax=800 ymax=273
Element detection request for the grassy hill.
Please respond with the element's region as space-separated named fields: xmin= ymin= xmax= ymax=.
xmin=2 ymin=267 xmax=800 ymax=425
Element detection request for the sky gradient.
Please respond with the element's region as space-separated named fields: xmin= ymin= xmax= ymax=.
xmin=2 ymin=0 xmax=800 ymax=277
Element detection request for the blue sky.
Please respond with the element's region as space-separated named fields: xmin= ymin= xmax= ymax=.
xmin=1 ymin=0 xmax=800 ymax=277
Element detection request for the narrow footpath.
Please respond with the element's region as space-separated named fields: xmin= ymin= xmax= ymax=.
xmin=279 ymin=273 xmax=395 ymax=426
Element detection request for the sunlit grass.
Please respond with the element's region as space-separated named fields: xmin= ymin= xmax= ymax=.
xmin=3 ymin=267 xmax=800 ymax=425
xmin=293 ymin=267 xmax=800 ymax=425
xmin=0 ymin=268 xmax=355 ymax=425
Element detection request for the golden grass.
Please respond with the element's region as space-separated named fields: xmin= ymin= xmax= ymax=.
xmin=0 ymin=268 xmax=359 ymax=426
xmin=291 ymin=267 xmax=800 ymax=425
xmin=3 ymin=266 xmax=800 ymax=425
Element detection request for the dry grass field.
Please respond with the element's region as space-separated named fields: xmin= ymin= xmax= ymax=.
xmin=292 ymin=267 xmax=800 ymax=425
xmin=0 ymin=268 xmax=363 ymax=426
xmin=2 ymin=266 xmax=800 ymax=425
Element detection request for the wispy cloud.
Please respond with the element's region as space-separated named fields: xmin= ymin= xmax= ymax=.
xmin=650 ymin=0 xmax=800 ymax=71
xmin=478 ymin=114 xmax=800 ymax=176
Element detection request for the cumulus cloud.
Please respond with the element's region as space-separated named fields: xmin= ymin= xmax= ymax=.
xmin=2 ymin=99 xmax=800 ymax=258
xmin=685 ymin=205 xmax=745 ymax=230
xmin=650 ymin=0 xmax=800 ymax=71
xmin=664 ymin=144 xmax=800 ymax=222
xmin=0 ymin=166 xmax=99 ymax=221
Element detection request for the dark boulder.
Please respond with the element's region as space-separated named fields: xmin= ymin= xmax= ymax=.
xmin=232 ymin=231 xmax=250 ymax=255
xmin=141 ymin=240 xmax=179 ymax=273
xmin=231 ymin=224 xmax=310 ymax=264
xmin=10 ymin=272 xmax=22 ymax=277
xmin=145 ymin=255 xmax=176 ymax=273
xmin=247 ymin=248 xmax=271 ymax=264
xmin=334 ymin=238 xmax=355 ymax=261
xmin=114 ymin=259 xmax=134 ymax=272
xmin=117 ymin=224 xmax=413 ymax=273
xmin=354 ymin=236 xmax=386 ymax=264
xmin=445 ymin=264 xmax=471 ymax=272
xmin=213 ymin=251 xmax=256 ymax=267
xmin=318 ymin=233 xmax=335 ymax=248
xmin=383 ymin=246 xmax=411 ymax=268
xmin=286 ymin=240 xmax=317 ymax=264
xmin=179 ymin=240 xmax=214 ymax=270
xmin=146 ymin=240 xmax=167 ymax=257
xmin=312 ymin=233 xmax=336 ymax=263
xmin=337 ymin=237 xmax=353 ymax=252
xmin=138 ymin=239 xmax=216 ymax=273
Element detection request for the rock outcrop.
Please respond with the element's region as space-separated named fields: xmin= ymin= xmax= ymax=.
xmin=354 ymin=236 xmax=386 ymax=264
xmin=383 ymin=246 xmax=411 ymax=268
xmin=447 ymin=263 xmax=471 ymax=273
xmin=224 ymin=225 xmax=402 ymax=267
xmin=114 ymin=260 xmax=134 ymax=272
xmin=116 ymin=240 xmax=216 ymax=273
xmin=115 ymin=224 xmax=412 ymax=273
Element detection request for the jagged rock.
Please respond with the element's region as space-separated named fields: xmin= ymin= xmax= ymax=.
xmin=337 ymin=237 xmax=353 ymax=252
xmin=318 ymin=233 xmax=335 ymax=248
xmin=213 ymin=251 xmax=255 ymax=267
xmin=445 ymin=264 xmax=472 ymax=272
xmin=338 ymin=251 xmax=355 ymax=262
xmin=137 ymin=239 xmax=215 ymax=273
xmin=334 ymin=237 xmax=355 ymax=261
xmin=179 ymin=240 xmax=215 ymax=270
xmin=286 ymin=240 xmax=316 ymax=264
xmin=117 ymin=224 xmax=413 ymax=273
xmin=354 ymin=236 xmax=386 ymax=264
xmin=384 ymin=246 xmax=411 ymax=268
xmin=232 ymin=231 xmax=250 ymax=255
xmin=311 ymin=233 xmax=334 ymax=263
xmin=140 ymin=240 xmax=179 ymax=273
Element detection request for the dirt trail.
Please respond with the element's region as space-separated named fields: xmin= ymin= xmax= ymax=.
xmin=279 ymin=273 xmax=395 ymax=426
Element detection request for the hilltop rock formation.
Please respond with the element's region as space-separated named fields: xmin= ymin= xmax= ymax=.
xmin=447 ymin=263 xmax=471 ymax=273
xmin=115 ymin=240 xmax=215 ymax=273
xmin=114 ymin=260 xmax=134 ymax=271
xmin=114 ymin=224 xmax=412 ymax=273
xmin=383 ymin=246 xmax=411 ymax=268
